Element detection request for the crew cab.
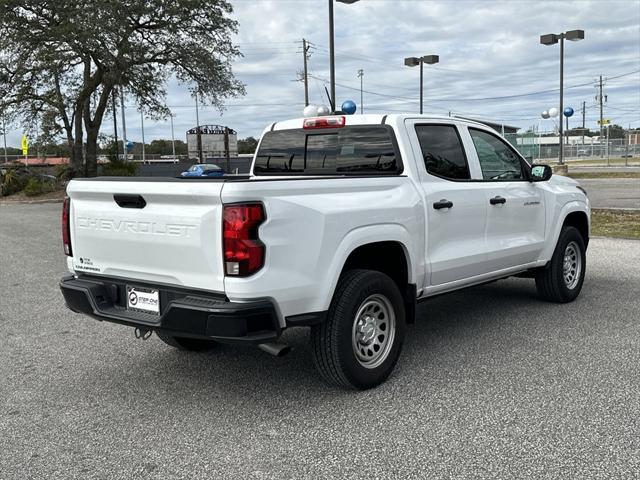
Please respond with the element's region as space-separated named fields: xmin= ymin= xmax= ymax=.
xmin=60 ymin=114 xmax=590 ymax=389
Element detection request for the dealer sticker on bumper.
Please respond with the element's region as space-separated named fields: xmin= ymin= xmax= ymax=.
xmin=126 ymin=286 xmax=160 ymax=315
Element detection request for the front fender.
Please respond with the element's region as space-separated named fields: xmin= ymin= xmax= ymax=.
xmin=539 ymin=199 xmax=590 ymax=263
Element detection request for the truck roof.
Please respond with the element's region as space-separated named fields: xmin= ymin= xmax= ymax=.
xmin=269 ymin=113 xmax=491 ymax=133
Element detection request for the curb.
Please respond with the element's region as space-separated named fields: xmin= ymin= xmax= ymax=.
xmin=0 ymin=198 xmax=64 ymax=206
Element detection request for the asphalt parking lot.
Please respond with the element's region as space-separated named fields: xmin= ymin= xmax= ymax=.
xmin=1 ymin=203 xmax=639 ymax=479
xmin=576 ymin=178 xmax=640 ymax=210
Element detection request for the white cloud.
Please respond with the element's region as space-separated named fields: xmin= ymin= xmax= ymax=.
xmin=4 ymin=0 xmax=640 ymax=147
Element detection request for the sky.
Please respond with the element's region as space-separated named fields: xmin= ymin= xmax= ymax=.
xmin=4 ymin=0 xmax=640 ymax=147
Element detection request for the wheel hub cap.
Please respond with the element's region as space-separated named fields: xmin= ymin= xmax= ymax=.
xmin=563 ymin=241 xmax=582 ymax=290
xmin=352 ymin=294 xmax=396 ymax=369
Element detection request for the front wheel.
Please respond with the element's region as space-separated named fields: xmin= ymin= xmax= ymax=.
xmin=535 ymin=226 xmax=586 ymax=303
xmin=310 ymin=269 xmax=406 ymax=390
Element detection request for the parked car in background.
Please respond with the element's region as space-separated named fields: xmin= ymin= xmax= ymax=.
xmin=180 ymin=164 xmax=225 ymax=177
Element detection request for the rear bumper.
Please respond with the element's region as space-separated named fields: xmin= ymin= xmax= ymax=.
xmin=59 ymin=275 xmax=281 ymax=344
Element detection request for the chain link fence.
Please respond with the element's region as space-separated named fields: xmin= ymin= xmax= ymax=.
xmin=504 ymin=134 xmax=640 ymax=163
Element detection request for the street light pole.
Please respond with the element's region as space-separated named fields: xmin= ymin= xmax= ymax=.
xmin=559 ymin=33 xmax=564 ymax=164
xmin=195 ymin=90 xmax=202 ymax=164
xmin=540 ymin=29 xmax=584 ymax=166
xmin=404 ymin=55 xmax=439 ymax=114
xmin=329 ymin=0 xmax=360 ymax=111
xmin=328 ymin=0 xmax=336 ymax=110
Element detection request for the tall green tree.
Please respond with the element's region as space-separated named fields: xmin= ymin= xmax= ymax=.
xmin=238 ymin=136 xmax=258 ymax=154
xmin=0 ymin=0 xmax=244 ymax=176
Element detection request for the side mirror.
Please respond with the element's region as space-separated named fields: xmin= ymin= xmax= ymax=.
xmin=530 ymin=164 xmax=552 ymax=182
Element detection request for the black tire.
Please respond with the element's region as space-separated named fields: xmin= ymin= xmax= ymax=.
xmin=535 ymin=226 xmax=586 ymax=303
xmin=155 ymin=330 xmax=217 ymax=351
xmin=310 ymin=269 xmax=406 ymax=390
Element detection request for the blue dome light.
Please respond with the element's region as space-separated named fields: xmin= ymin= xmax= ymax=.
xmin=341 ymin=100 xmax=357 ymax=115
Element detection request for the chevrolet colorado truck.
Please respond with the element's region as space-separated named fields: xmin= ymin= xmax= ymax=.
xmin=60 ymin=114 xmax=590 ymax=389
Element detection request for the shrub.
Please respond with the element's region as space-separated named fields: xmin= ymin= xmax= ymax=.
xmin=23 ymin=177 xmax=44 ymax=196
xmin=0 ymin=168 xmax=27 ymax=196
xmin=100 ymin=159 xmax=138 ymax=176
xmin=54 ymin=164 xmax=75 ymax=181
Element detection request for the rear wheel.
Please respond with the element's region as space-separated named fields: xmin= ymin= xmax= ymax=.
xmin=155 ymin=330 xmax=217 ymax=351
xmin=310 ymin=269 xmax=406 ymax=390
xmin=535 ymin=226 xmax=586 ymax=303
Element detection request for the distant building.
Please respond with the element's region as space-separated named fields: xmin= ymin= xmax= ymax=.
xmin=186 ymin=125 xmax=238 ymax=160
xmin=518 ymin=135 xmax=602 ymax=146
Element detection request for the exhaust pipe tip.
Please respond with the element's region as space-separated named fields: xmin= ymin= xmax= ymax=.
xmin=258 ymin=342 xmax=292 ymax=357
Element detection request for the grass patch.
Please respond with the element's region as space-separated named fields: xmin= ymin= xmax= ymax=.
xmin=569 ymin=171 xmax=640 ymax=179
xmin=565 ymin=157 xmax=640 ymax=166
xmin=591 ymin=209 xmax=640 ymax=240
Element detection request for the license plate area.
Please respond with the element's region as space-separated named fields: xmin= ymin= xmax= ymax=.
xmin=126 ymin=286 xmax=160 ymax=315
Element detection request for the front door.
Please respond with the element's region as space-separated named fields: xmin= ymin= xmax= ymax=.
xmin=466 ymin=127 xmax=546 ymax=271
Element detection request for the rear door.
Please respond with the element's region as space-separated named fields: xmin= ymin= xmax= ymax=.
xmin=67 ymin=179 xmax=226 ymax=293
xmin=465 ymin=127 xmax=546 ymax=270
xmin=405 ymin=120 xmax=489 ymax=287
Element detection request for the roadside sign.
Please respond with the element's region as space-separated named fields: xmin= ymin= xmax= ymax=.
xmin=21 ymin=134 xmax=28 ymax=155
xmin=597 ymin=119 xmax=611 ymax=125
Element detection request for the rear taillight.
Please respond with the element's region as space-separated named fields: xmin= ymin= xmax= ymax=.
xmin=62 ymin=197 xmax=72 ymax=256
xmin=223 ymin=203 xmax=265 ymax=276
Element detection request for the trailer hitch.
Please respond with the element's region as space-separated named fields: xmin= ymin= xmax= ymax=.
xmin=134 ymin=327 xmax=153 ymax=340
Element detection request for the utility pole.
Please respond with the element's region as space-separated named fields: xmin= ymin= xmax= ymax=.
xmin=170 ymin=113 xmax=176 ymax=161
xmin=580 ymin=100 xmax=585 ymax=144
xmin=357 ymin=69 xmax=364 ymax=113
xmin=596 ymin=75 xmax=607 ymax=157
xmin=119 ymin=85 xmax=128 ymax=162
xmin=140 ymin=111 xmax=146 ymax=163
xmin=302 ymin=38 xmax=310 ymax=106
xmin=111 ymin=91 xmax=119 ymax=159
xmin=195 ymin=90 xmax=202 ymax=164
xmin=598 ymin=75 xmax=604 ymax=139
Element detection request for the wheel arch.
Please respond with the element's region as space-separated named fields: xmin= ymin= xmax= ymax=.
xmin=563 ymin=210 xmax=590 ymax=248
xmin=540 ymin=200 xmax=590 ymax=263
xmin=321 ymin=225 xmax=419 ymax=324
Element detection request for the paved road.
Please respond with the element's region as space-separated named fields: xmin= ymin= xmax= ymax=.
xmin=1 ymin=204 xmax=639 ymax=479
xmin=576 ymin=178 xmax=640 ymax=209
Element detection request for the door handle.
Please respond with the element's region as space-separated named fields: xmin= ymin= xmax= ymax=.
xmin=489 ymin=196 xmax=506 ymax=205
xmin=114 ymin=194 xmax=147 ymax=209
xmin=433 ymin=199 xmax=453 ymax=210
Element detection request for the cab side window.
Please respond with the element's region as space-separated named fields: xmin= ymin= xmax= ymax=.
xmin=415 ymin=125 xmax=470 ymax=180
xmin=469 ymin=128 xmax=525 ymax=180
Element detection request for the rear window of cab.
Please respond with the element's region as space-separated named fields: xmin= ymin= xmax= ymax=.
xmin=253 ymin=125 xmax=402 ymax=175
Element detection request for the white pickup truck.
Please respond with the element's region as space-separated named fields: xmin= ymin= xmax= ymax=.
xmin=60 ymin=114 xmax=590 ymax=389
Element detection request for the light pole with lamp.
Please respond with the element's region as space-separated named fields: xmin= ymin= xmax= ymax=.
xmin=329 ymin=0 xmax=360 ymax=111
xmin=540 ymin=29 xmax=584 ymax=165
xmin=404 ymin=55 xmax=439 ymax=114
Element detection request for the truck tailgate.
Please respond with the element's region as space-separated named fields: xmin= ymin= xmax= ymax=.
xmin=66 ymin=179 xmax=225 ymax=293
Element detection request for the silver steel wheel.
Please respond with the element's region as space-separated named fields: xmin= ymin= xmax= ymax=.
xmin=563 ymin=241 xmax=582 ymax=290
xmin=351 ymin=294 xmax=396 ymax=369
